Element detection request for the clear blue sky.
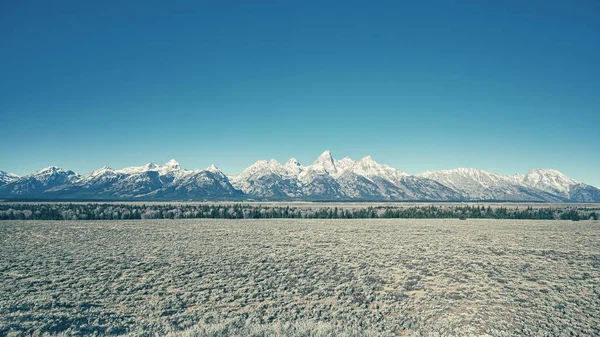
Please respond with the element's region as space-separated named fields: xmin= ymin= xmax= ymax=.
xmin=1 ymin=0 xmax=599 ymax=186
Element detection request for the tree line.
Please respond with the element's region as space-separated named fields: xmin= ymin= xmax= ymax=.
xmin=0 ymin=204 xmax=598 ymax=221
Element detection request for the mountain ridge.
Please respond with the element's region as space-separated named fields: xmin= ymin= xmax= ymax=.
xmin=1 ymin=151 xmax=598 ymax=202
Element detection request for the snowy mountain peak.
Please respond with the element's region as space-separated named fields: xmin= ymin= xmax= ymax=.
xmin=336 ymin=157 xmax=355 ymax=171
xmin=285 ymin=158 xmax=301 ymax=167
xmin=320 ymin=149 xmax=332 ymax=156
xmin=283 ymin=158 xmax=303 ymax=175
xmin=37 ymin=166 xmax=60 ymax=173
xmin=165 ymin=159 xmax=181 ymax=170
xmin=92 ymin=166 xmax=114 ymax=174
xmin=511 ymin=173 xmax=525 ymax=179
xmin=358 ymin=155 xmax=376 ymax=165
xmin=0 ymin=171 xmax=19 ymax=185
xmin=313 ymin=150 xmax=337 ymax=173
xmin=349 ymin=156 xmax=408 ymax=180
xmin=316 ymin=150 xmax=333 ymax=162
xmin=526 ymin=168 xmax=573 ymax=180
xmin=34 ymin=166 xmax=75 ymax=176
xmin=521 ymin=168 xmax=577 ymax=196
xmin=205 ymin=164 xmax=220 ymax=173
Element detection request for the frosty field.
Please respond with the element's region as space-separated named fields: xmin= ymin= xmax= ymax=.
xmin=1 ymin=219 xmax=599 ymax=336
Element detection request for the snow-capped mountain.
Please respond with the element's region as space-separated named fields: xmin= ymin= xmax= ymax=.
xmin=231 ymin=151 xmax=461 ymax=200
xmin=0 ymin=160 xmax=241 ymax=200
xmin=0 ymin=152 xmax=598 ymax=201
xmin=0 ymin=171 xmax=19 ymax=186
xmin=229 ymin=159 xmax=303 ymax=198
xmin=417 ymin=168 xmax=564 ymax=202
xmin=0 ymin=167 xmax=79 ymax=196
xmin=518 ymin=169 xmax=600 ymax=202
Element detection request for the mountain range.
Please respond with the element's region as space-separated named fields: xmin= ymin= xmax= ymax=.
xmin=1 ymin=151 xmax=598 ymax=202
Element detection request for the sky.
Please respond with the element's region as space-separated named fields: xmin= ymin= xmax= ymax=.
xmin=1 ymin=0 xmax=599 ymax=186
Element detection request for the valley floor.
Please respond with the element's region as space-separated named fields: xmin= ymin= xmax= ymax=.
xmin=1 ymin=219 xmax=599 ymax=336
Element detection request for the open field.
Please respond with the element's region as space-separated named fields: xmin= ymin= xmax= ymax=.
xmin=1 ymin=219 xmax=599 ymax=336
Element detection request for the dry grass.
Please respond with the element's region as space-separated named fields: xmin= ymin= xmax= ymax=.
xmin=1 ymin=219 xmax=599 ymax=336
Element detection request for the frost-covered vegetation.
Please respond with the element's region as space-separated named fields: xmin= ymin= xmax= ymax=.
xmin=1 ymin=219 xmax=599 ymax=336
xmin=0 ymin=203 xmax=598 ymax=221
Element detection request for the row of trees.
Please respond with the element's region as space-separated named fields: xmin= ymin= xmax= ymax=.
xmin=0 ymin=204 xmax=597 ymax=221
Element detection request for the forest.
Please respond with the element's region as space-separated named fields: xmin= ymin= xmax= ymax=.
xmin=0 ymin=203 xmax=597 ymax=221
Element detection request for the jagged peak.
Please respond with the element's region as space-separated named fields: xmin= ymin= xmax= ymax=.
xmin=248 ymin=159 xmax=279 ymax=168
xmin=521 ymin=168 xmax=577 ymax=194
xmin=357 ymin=155 xmax=377 ymax=164
xmin=524 ymin=168 xmax=575 ymax=182
xmin=93 ymin=166 xmax=114 ymax=172
xmin=511 ymin=173 xmax=525 ymax=181
xmin=205 ymin=164 xmax=220 ymax=173
xmin=285 ymin=158 xmax=301 ymax=166
xmin=335 ymin=157 xmax=355 ymax=171
xmin=34 ymin=166 xmax=74 ymax=175
xmin=316 ymin=150 xmax=334 ymax=163
xmin=38 ymin=166 xmax=61 ymax=172
xmin=311 ymin=150 xmax=337 ymax=173
xmin=165 ymin=159 xmax=181 ymax=170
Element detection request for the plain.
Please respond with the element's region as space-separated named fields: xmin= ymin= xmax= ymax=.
xmin=1 ymin=218 xmax=599 ymax=336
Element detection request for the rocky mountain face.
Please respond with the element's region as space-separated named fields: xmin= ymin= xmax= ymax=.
xmin=0 ymin=171 xmax=19 ymax=186
xmin=1 ymin=151 xmax=598 ymax=201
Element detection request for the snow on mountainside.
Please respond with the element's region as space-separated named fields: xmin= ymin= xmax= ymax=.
xmin=0 ymin=171 xmax=19 ymax=186
xmin=231 ymin=151 xmax=460 ymax=200
xmin=330 ymin=155 xmax=459 ymax=200
xmin=417 ymin=168 xmax=564 ymax=202
xmin=229 ymin=159 xmax=303 ymax=198
xmin=518 ymin=169 xmax=600 ymax=202
xmin=520 ymin=169 xmax=576 ymax=197
xmin=0 ymin=167 xmax=79 ymax=196
xmin=0 ymin=153 xmax=598 ymax=201
xmin=1 ymin=160 xmax=241 ymax=200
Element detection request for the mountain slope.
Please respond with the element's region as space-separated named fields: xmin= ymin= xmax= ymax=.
xmin=229 ymin=159 xmax=303 ymax=198
xmin=0 ymin=171 xmax=19 ymax=186
xmin=417 ymin=168 xmax=565 ymax=202
xmin=1 ymin=161 xmax=242 ymax=200
xmin=0 ymin=167 xmax=79 ymax=197
xmin=519 ymin=169 xmax=600 ymax=202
